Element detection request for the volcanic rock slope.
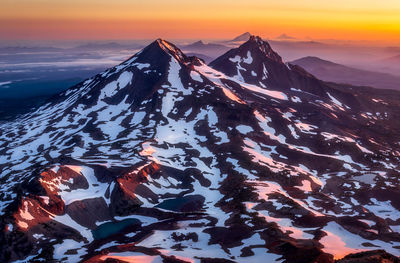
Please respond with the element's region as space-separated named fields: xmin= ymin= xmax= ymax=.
xmin=1 ymin=36 xmax=400 ymax=262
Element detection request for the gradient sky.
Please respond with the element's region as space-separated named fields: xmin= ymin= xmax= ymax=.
xmin=1 ymin=0 xmax=400 ymax=44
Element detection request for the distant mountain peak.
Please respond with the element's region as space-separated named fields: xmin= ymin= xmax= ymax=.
xmin=231 ymin=32 xmax=252 ymax=42
xmin=192 ymin=40 xmax=204 ymax=45
xmin=180 ymin=40 xmax=229 ymax=53
xmin=275 ymin=33 xmax=296 ymax=40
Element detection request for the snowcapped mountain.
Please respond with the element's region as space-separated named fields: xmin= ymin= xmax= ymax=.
xmin=1 ymin=36 xmax=400 ymax=263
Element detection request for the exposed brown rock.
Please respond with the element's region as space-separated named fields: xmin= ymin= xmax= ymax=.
xmin=110 ymin=162 xmax=160 ymax=216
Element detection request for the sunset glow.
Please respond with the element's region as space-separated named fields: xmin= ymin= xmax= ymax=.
xmin=1 ymin=0 xmax=400 ymax=43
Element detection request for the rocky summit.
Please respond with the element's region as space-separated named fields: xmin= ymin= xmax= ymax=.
xmin=1 ymin=36 xmax=400 ymax=262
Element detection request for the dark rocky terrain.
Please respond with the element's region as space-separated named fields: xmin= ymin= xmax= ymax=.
xmin=1 ymin=36 xmax=400 ymax=262
xmin=336 ymin=250 xmax=400 ymax=263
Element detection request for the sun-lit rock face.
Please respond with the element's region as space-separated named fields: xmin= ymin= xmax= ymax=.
xmin=1 ymin=36 xmax=400 ymax=262
xmin=13 ymin=166 xmax=87 ymax=231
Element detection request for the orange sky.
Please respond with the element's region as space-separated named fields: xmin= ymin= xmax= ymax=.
xmin=1 ymin=0 xmax=400 ymax=44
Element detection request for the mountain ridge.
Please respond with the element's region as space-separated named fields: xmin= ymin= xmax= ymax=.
xmin=292 ymin=56 xmax=400 ymax=91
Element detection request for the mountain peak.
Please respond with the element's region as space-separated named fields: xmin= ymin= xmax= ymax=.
xmin=247 ymin=35 xmax=282 ymax=63
xmin=275 ymin=33 xmax=296 ymax=40
xmin=154 ymin=38 xmax=186 ymax=60
xmin=127 ymin=38 xmax=189 ymax=67
xmin=231 ymin=32 xmax=252 ymax=42
xmin=192 ymin=40 xmax=204 ymax=45
xmin=248 ymin=35 xmax=262 ymax=42
xmin=245 ymin=35 xmax=282 ymax=63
